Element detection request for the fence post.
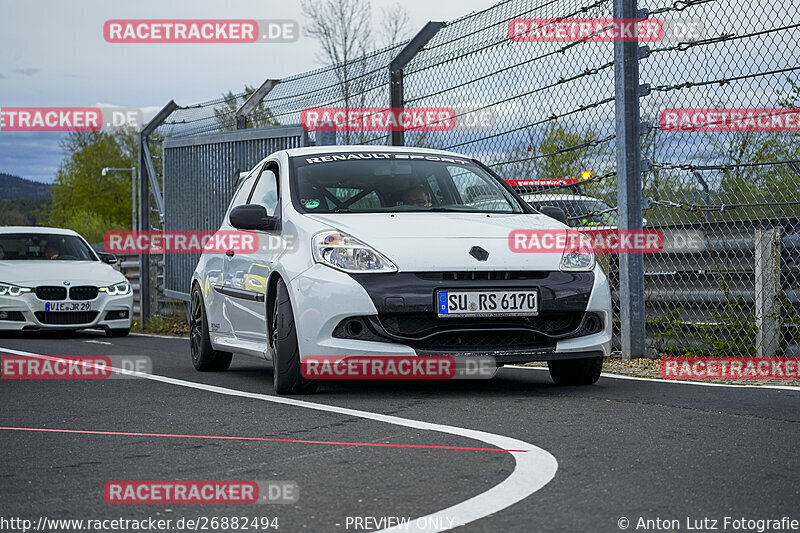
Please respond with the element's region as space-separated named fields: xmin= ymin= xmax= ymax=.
xmin=316 ymin=130 xmax=337 ymax=146
xmin=138 ymin=100 xmax=178 ymax=325
xmin=236 ymin=79 xmax=280 ymax=129
xmin=613 ymin=0 xmax=648 ymax=358
xmin=755 ymin=227 xmax=782 ymax=356
xmin=389 ymin=21 xmax=445 ymax=146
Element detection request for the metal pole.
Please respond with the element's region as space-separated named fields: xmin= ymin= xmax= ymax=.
xmin=131 ymin=167 xmax=137 ymax=231
xmin=693 ymin=171 xmax=712 ymax=224
xmin=389 ymin=21 xmax=445 ymax=146
xmin=138 ymin=100 xmax=178 ymax=326
xmin=236 ymin=79 xmax=280 ymax=130
xmin=614 ymin=0 xmax=647 ymax=358
xmin=755 ymin=228 xmax=782 ymax=357
xmin=138 ymin=135 xmax=150 ymax=325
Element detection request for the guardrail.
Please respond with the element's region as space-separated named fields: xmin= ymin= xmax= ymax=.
xmin=118 ymin=254 xmax=183 ymax=322
xmin=607 ymin=218 xmax=800 ymax=356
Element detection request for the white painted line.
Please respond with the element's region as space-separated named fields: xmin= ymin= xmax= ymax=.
xmin=129 ymin=332 xmax=188 ymax=340
xmin=83 ymin=340 xmax=112 ymax=345
xmin=0 ymin=347 xmax=558 ymax=533
xmin=507 ymin=365 xmax=800 ymax=391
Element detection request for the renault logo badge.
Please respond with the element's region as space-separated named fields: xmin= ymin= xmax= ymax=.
xmin=469 ymin=246 xmax=489 ymax=261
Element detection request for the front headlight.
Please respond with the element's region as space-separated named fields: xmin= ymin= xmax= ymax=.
xmin=99 ymin=282 xmax=131 ymax=296
xmin=0 ymin=282 xmax=32 ymax=297
xmin=560 ymin=232 xmax=595 ymax=271
xmin=312 ymin=231 xmax=397 ymax=273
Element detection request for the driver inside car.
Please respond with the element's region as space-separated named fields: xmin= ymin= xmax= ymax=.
xmin=400 ymin=185 xmax=433 ymax=207
xmin=44 ymin=242 xmax=61 ymax=260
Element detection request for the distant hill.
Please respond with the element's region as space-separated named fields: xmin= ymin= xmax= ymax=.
xmin=0 ymin=173 xmax=52 ymax=200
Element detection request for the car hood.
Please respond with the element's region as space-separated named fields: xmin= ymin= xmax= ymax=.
xmin=0 ymin=260 xmax=126 ymax=286
xmin=304 ymin=212 xmax=568 ymax=271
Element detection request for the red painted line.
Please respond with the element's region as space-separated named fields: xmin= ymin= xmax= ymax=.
xmin=0 ymin=426 xmax=528 ymax=453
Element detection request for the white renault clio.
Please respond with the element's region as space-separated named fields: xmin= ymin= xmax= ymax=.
xmin=0 ymin=226 xmax=133 ymax=336
xmin=191 ymin=146 xmax=611 ymax=394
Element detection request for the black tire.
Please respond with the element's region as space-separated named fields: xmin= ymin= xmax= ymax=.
xmin=547 ymin=356 xmax=603 ymax=385
xmin=107 ymin=327 xmax=131 ymax=337
xmin=189 ymin=286 xmax=232 ymax=371
xmin=271 ymin=279 xmax=316 ymax=395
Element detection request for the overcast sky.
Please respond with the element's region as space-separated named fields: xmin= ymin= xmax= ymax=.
xmin=0 ymin=0 xmax=493 ymax=182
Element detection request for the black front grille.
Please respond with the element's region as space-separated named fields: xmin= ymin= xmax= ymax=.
xmin=414 ymin=271 xmax=550 ymax=281
xmin=69 ymin=286 xmax=98 ymax=300
xmin=379 ymin=312 xmax=582 ymax=338
xmin=333 ymin=311 xmax=600 ymax=354
xmin=34 ymin=311 xmax=98 ymax=325
xmin=35 ymin=286 xmax=67 ymax=301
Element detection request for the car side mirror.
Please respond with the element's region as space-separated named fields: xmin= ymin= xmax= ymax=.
xmin=98 ymin=252 xmax=117 ymax=265
xmin=229 ymin=204 xmax=280 ymax=231
xmin=539 ymin=205 xmax=568 ymax=224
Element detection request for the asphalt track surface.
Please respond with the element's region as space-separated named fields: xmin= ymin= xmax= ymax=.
xmin=0 ymin=331 xmax=798 ymax=533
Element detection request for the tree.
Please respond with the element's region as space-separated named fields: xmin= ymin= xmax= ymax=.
xmin=779 ymin=76 xmax=799 ymax=109
xmin=48 ymin=128 xmax=136 ymax=242
xmin=702 ymin=83 xmax=800 ymax=221
xmin=533 ymin=121 xmax=604 ymax=180
xmin=213 ymin=85 xmax=280 ymax=131
xmin=640 ymin=109 xmax=696 ymax=225
xmin=300 ymin=0 xmax=412 ymax=143
xmin=0 ymin=198 xmax=50 ymax=226
xmin=380 ymin=3 xmax=411 ymax=47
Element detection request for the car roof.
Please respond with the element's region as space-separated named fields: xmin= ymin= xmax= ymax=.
xmin=0 ymin=226 xmax=81 ymax=236
xmin=281 ymin=145 xmax=473 ymax=159
xmin=520 ymin=194 xmax=603 ymax=201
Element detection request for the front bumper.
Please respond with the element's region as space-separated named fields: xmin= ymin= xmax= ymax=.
xmin=288 ymin=264 xmax=611 ymax=362
xmin=0 ymin=290 xmax=133 ymax=332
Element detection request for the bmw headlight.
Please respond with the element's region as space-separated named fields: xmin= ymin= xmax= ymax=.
xmin=312 ymin=231 xmax=397 ymax=273
xmin=560 ymin=232 xmax=596 ymax=272
xmin=0 ymin=282 xmax=32 ymax=296
xmin=99 ymin=282 xmax=131 ymax=296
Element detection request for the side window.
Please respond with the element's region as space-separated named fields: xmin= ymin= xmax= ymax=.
xmin=249 ymin=164 xmax=279 ymax=216
xmin=227 ymin=162 xmax=264 ymax=215
xmin=448 ymin=165 xmax=512 ymax=210
xmin=228 ymin=176 xmax=256 ymax=213
xmin=449 ymin=166 xmax=489 ymax=202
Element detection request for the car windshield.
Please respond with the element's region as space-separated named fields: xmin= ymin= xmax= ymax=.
xmin=291 ymin=152 xmax=526 ymax=214
xmin=525 ymin=198 xmax=617 ymax=228
xmin=0 ymin=233 xmax=97 ymax=261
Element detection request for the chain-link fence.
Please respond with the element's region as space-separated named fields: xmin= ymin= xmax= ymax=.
xmin=634 ymin=0 xmax=800 ymax=356
xmin=147 ymin=0 xmax=800 ymax=356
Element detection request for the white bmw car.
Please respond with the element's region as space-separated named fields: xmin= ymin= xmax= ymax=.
xmin=0 ymin=226 xmax=133 ymax=336
xmin=191 ymin=146 xmax=612 ymax=394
